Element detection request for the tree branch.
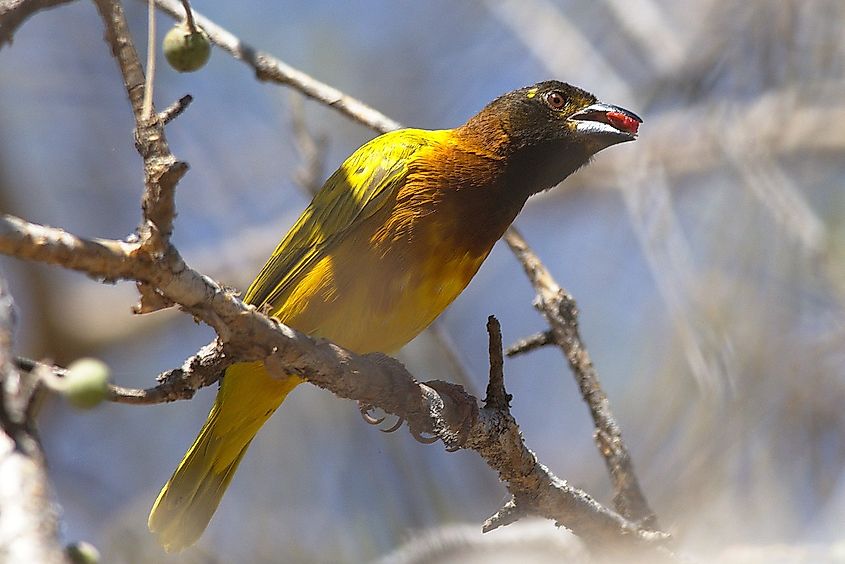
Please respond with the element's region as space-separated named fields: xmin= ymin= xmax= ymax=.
xmin=0 ymin=274 xmax=66 ymax=563
xmin=483 ymin=316 xmax=510 ymax=411
xmin=94 ymin=0 xmax=187 ymax=253
xmin=0 ymin=214 xmax=141 ymax=280
xmin=0 ymin=0 xmax=74 ymax=47
xmin=505 ymin=329 xmax=554 ymax=357
xmin=503 ymin=226 xmax=658 ymax=528
xmin=159 ymin=93 xmax=193 ymax=125
xmin=0 ymin=212 xmax=669 ymax=554
xmin=109 ymin=340 xmax=222 ymax=404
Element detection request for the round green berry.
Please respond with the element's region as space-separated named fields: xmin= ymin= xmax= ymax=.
xmin=163 ymin=23 xmax=211 ymax=73
xmin=63 ymin=358 xmax=110 ymax=410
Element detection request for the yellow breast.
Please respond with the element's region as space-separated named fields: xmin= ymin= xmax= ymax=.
xmin=275 ymin=217 xmax=490 ymax=354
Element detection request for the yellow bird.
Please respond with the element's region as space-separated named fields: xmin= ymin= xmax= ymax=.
xmin=148 ymin=80 xmax=641 ymax=550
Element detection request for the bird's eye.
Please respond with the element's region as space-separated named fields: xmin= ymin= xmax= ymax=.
xmin=544 ymin=91 xmax=567 ymax=110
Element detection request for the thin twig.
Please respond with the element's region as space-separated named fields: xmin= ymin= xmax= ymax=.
xmin=159 ymin=93 xmax=192 ymax=124
xmin=141 ymin=0 xmax=155 ymax=120
xmin=109 ymin=341 xmax=223 ymax=404
xmin=503 ymin=226 xmax=658 ymax=528
xmin=483 ymin=316 xmax=509 ymax=410
xmin=109 ymin=381 xmax=194 ymax=405
xmin=483 ymin=496 xmax=528 ymax=533
xmin=178 ymin=0 xmax=195 ymax=33
xmin=506 ymin=329 xmax=554 ymax=357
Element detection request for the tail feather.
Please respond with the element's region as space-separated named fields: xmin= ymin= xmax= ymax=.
xmin=148 ymin=362 xmax=301 ymax=552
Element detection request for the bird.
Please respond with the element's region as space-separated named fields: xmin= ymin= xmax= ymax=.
xmin=147 ymin=80 xmax=641 ymax=551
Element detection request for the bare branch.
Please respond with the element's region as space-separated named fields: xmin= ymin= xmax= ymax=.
xmin=115 ymin=323 xmax=669 ymax=554
xmin=159 ymin=93 xmax=193 ymax=124
xmin=3 ymin=215 xmax=261 ymax=348
xmin=109 ymin=340 xmax=222 ymax=404
xmin=0 ymin=214 xmax=142 ymax=281
xmin=0 ymin=213 xmax=670 ymax=552
xmin=0 ymin=275 xmax=65 ymax=563
xmin=0 ymin=0 xmax=74 ymax=48
xmin=506 ymin=330 xmax=554 ymax=357
xmin=95 ymin=0 xmax=188 ymax=251
xmin=483 ymin=316 xmax=510 ymax=411
xmin=503 ymin=226 xmax=658 ymax=528
xmin=94 ymin=0 xmax=147 ymax=122
xmin=483 ymin=497 xmax=528 ymax=533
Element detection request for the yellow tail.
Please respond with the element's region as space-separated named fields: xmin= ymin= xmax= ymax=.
xmin=148 ymin=362 xmax=301 ymax=552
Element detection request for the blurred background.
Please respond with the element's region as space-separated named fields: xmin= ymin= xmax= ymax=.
xmin=2 ymin=0 xmax=845 ymax=561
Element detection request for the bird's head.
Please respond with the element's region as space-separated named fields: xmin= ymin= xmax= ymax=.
xmin=459 ymin=80 xmax=641 ymax=194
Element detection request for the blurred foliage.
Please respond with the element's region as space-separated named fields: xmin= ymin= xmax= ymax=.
xmin=1 ymin=0 xmax=844 ymax=562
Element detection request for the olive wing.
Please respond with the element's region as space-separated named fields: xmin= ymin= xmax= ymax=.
xmin=243 ymin=129 xmax=439 ymax=309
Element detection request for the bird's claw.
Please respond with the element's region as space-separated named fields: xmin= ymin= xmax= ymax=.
xmin=358 ymin=402 xmax=385 ymax=425
xmin=409 ymin=427 xmax=440 ymax=444
xmin=359 ymin=401 xmax=404 ymax=433
xmin=380 ymin=417 xmax=404 ymax=433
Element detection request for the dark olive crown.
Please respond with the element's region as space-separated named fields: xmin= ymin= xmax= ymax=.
xmin=484 ymin=80 xmax=598 ymax=150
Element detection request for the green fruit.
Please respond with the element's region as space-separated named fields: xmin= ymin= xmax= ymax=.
xmin=63 ymin=358 xmax=110 ymax=410
xmin=163 ymin=23 xmax=211 ymax=73
xmin=66 ymin=541 xmax=100 ymax=564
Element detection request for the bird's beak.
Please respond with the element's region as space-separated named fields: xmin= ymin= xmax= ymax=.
xmin=569 ymin=102 xmax=642 ymax=142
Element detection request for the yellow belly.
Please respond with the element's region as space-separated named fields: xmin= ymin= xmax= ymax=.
xmin=272 ymin=225 xmax=490 ymax=354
